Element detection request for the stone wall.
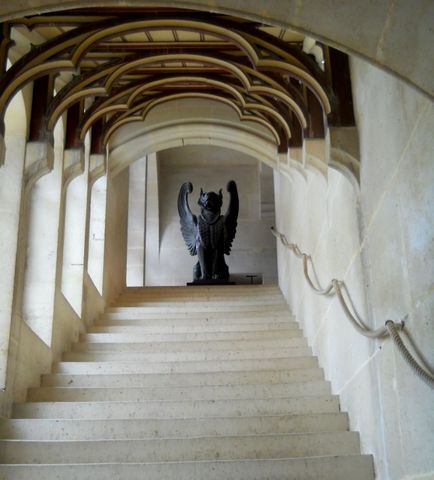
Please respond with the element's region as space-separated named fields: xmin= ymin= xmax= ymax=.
xmin=103 ymin=168 xmax=129 ymax=301
xmin=129 ymin=145 xmax=278 ymax=286
xmin=275 ymin=57 xmax=434 ymax=480
xmin=352 ymin=56 xmax=434 ymax=480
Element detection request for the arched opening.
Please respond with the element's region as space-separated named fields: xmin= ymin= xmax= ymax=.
xmin=60 ymin=156 xmax=89 ymax=316
xmin=87 ymin=175 xmax=107 ymax=295
xmin=0 ymin=87 xmax=27 ymax=387
xmin=21 ymin=121 xmax=64 ymax=345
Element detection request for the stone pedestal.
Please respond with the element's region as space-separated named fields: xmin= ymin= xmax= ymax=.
xmin=187 ymin=280 xmax=236 ymax=286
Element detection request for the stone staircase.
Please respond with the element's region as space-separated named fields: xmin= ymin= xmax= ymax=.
xmin=0 ymin=285 xmax=375 ymax=479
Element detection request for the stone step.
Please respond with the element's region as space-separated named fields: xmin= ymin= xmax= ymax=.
xmin=81 ymin=329 xmax=302 ymax=343
xmin=52 ymin=356 xmax=318 ymax=375
xmin=71 ymin=336 xmax=307 ymax=352
xmin=13 ymin=395 xmax=339 ymax=419
xmin=106 ymin=303 xmax=288 ymax=314
xmin=119 ymin=285 xmax=281 ymax=297
xmin=27 ymin=380 xmax=331 ymax=402
xmin=96 ymin=312 xmax=292 ymax=328
xmin=62 ymin=346 xmax=312 ymax=363
xmin=116 ymin=291 xmax=284 ymax=299
xmin=1 ymin=285 xmax=374 ymax=479
xmin=88 ymin=323 xmax=298 ymax=334
xmin=119 ymin=283 xmax=280 ymax=297
xmin=102 ymin=302 xmax=293 ymax=318
xmin=0 ymin=412 xmax=349 ymax=440
xmin=42 ymin=367 xmax=325 ymax=388
xmin=113 ymin=298 xmax=286 ymax=308
xmin=0 ymin=455 xmax=375 ymax=480
xmin=0 ymin=431 xmax=361 ymax=464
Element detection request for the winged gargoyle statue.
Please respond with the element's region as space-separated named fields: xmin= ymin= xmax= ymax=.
xmin=178 ymin=180 xmax=239 ymax=282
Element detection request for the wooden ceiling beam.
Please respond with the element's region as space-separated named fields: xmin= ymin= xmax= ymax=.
xmin=65 ymin=100 xmax=84 ymax=149
xmin=89 ymin=42 xmax=237 ymax=52
xmin=0 ymin=23 xmax=13 ymax=74
xmin=90 ymin=117 xmax=105 ymax=155
xmin=28 ymin=74 xmax=55 ymax=142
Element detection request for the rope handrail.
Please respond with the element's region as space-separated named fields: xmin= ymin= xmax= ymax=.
xmin=271 ymin=226 xmax=434 ymax=388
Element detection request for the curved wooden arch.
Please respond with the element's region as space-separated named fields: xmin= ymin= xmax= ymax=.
xmin=80 ymin=77 xmax=291 ymax=145
xmin=70 ymin=18 xmax=260 ymax=67
xmin=132 ymin=96 xmax=289 ymax=142
xmin=0 ymin=8 xmax=340 ymax=166
xmin=258 ymin=59 xmax=331 ymax=114
xmin=126 ymin=76 xmax=245 ymax=107
xmin=0 ymin=14 xmax=329 ymax=122
xmin=104 ymin=53 xmax=251 ymax=90
xmin=79 ymin=76 xmax=247 ymax=140
xmin=114 ymin=91 xmax=288 ymax=143
xmin=102 ymin=93 xmax=281 ymax=146
xmin=58 ymin=60 xmax=309 ymax=136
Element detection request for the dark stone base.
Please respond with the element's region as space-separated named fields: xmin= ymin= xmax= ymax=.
xmin=187 ymin=280 xmax=236 ymax=286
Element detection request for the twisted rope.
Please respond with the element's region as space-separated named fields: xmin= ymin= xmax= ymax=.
xmin=271 ymin=226 xmax=434 ymax=388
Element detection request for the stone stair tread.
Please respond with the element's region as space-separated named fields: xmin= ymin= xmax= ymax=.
xmin=100 ymin=311 xmax=293 ymax=321
xmin=26 ymin=380 xmax=331 ymax=401
xmin=0 ymin=412 xmax=349 ymax=440
xmin=95 ymin=313 xmax=299 ymax=327
xmin=12 ymin=395 xmax=340 ymax=419
xmin=80 ymin=330 xmax=303 ymax=343
xmin=52 ymin=357 xmax=318 ymax=375
xmin=71 ymin=336 xmax=307 ymax=351
xmin=0 ymin=431 xmax=362 ymax=463
xmin=0 ymin=455 xmax=375 ymax=480
xmin=88 ymin=323 xmax=298 ymax=332
xmin=106 ymin=303 xmax=288 ymax=312
xmin=41 ymin=367 xmax=325 ymax=387
xmin=1 ymin=286 xmax=373 ymax=479
xmin=61 ymin=347 xmax=312 ymax=363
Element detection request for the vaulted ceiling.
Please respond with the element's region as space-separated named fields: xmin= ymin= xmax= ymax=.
xmin=0 ymin=7 xmax=355 ymax=157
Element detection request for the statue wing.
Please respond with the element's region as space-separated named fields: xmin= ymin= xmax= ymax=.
xmin=224 ymin=180 xmax=239 ymax=255
xmin=178 ymin=182 xmax=198 ymax=256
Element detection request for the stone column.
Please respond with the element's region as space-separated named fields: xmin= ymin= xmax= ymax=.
xmin=126 ymin=157 xmax=147 ymax=286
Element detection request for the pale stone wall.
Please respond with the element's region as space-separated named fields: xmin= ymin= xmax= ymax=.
xmin=61 ymin=158 xmax=89 ymax=316
xmin=126 ymin=157 xmax=146 ymax=286
xmin=87 ymin=176 xmax=107 ymax=295
xmin=141 ymin=145 xmax=277 ymax=286
xmin=275 ymin=58 xmax=434 ymax=480
xmin=103 ymin=169 xmax=129 ymax=302
xmin=351 ymin=57 xmax=434 ymax=480
xmin=0 ymin=136 xmax=26 ymax=389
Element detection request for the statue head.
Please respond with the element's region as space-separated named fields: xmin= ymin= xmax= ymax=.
xmin=198 ymin=188 xmax=223 ymax=213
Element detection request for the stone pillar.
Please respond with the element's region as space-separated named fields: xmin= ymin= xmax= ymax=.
xmin=60 ymin=147 xmax=87 ymax=316
xmin=21 ymin=139 xmax=60 ymax=345
xmin=0 ymin=134 xmax=26 ymax=388
xmin=304 ymin=137 xmax=329 ymax=178
xmin=144 ymin=153 xmax=160 ymax=286
xmin=86 ymin=172 xmax=107 ymax=295
xmin=0 ymin=24 xmax=12 ymax=167
xmin=126 ymin=157 xmax=147 ymax=286
xmin=103 ymin=167 xmax=129 ymax=302
xmin=84 ymin=149 xmax=108 ymax=295
xmin=0 ymin=123 xmax=5 ymax=168
xmin=329 ymin=126 xmax=360 ymax=181
xmin=83 ymin=118 xmax=107 ymax=295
